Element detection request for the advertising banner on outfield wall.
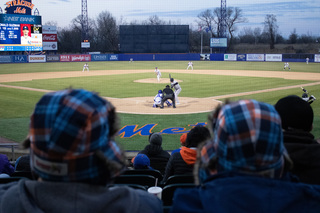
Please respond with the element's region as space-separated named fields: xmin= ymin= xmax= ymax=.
xmin=28 ymin=55 xmax=46 ymax=63
xmin=315 ymin=54 xmax=320 ymax=63
xmin=237 ymin=54 xmax=246 ymax=61
xmin=60 ymin=55 xmax=70 ymax=62
xmin=91 ymin=54 xmax=108 ymax=61
xmin=0 ymin=55 xmax=12 ymax=63
xmin=224 ymin=54 xmax=237 ymax=61
xmin=70 ymin=54 xmax=91 ymax=62
xmin=46 ymin=55 xmax=60 ymax=62
xmin=109 ymin=54 xmax=118 ymax=61
xmin=13 ymin=55 xmax=27 ymax=63
xmin=247 ymin=54 xmax=264 ymax=61
xmin=266 ymin=54 xmax=282 ymax=62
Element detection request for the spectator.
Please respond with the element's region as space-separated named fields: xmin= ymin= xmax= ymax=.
xmin=0 ymin=89 xmax=162 ymax=213
xmin=132 ymin=133 xmax=170 ymax=174
xmin=14 ymin=155 xmax=31 ymax=172
xmin=275 ymin=95 xmax=320 ymax=185
xmin=0 ymin=154 xmax=14 ymax=178
xmin=133 ymin=154 xmax=152 ymax=170
xmin=171 ymin=133 xmax=187 ymax=155
xmin=171 ymin=99 xmax=320 ymax=213
xmin=162 ymin=125 xmax=210 ymax=183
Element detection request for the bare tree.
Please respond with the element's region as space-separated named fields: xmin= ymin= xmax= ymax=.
xmin=197 ymin=9 xmax=217 ymax=36
xmin=225 ymin=7 xmax=247 ymax=47
xmin=264 ymin=14 xmax=278 ymax=49
xmin=96 ymin=11 xmax=118 ymax=53
xmin=142 ymin=15 xmax=166 ymax=25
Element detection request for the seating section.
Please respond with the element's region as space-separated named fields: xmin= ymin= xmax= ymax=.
xmin=162 ymin=174 xmax=194 ymax=186
xmin=162 ymin=183 xmax=196 ymax=206
xmin=113 ymin=174 xmax=157 ymax=189
xmin=122 ymin=169 xmax=163 ymax=182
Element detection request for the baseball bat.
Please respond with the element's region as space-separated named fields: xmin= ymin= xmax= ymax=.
xmin=169 ymin=74 xmax=171 ymax=79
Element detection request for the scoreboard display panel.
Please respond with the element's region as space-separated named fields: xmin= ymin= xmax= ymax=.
xmin=0 ymin=23 xmax=42 ymax=51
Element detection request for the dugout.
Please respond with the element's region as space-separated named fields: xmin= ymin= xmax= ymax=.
xmin=119 ymin=25 xmax=189 ymax=53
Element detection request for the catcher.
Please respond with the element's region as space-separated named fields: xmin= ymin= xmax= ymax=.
xmin=153 ymin=90 xmax=172 ymax=108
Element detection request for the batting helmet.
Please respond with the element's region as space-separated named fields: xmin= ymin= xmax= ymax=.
xmin=158 ymin=90 xmax=162 ymax=93
xmin=170 ymin=78 xmax=174 ymax=82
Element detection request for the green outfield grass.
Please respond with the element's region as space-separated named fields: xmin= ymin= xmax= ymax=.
xmin=1 ymin=61 xmax=320 ymax=151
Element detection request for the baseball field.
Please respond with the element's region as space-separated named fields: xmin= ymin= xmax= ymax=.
xmin=1 ymin=60 xmax=320 ymax=151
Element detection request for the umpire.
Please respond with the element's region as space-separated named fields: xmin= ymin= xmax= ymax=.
xmin=161 ymin=85 xmax=176 ymax=109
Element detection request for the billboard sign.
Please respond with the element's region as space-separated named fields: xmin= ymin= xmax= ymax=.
xmin=247 ymin=54 xmax=264 ymax=61
xmin=237 ymin=54 xmax=246 ymax=61
xmin=60 ymin=55 xmax=70 ymax=62
xmin=315 ymin=54 xmax=320 ymax=63
xmin=42 ymin=25 xmax=57 ymax=34
xmin=46 ymin=55 xmax=60 ymax=62
xmin=70 ymin=54 xmax=91 ymax=62
xmin=13 ymin=55 xmax=27 ymax=63
xmin=91 ymin=54 xmax=108 ymax=61
xmin=0 ymin=55 xmax=12 ymax=63
xmin=0 ymin=14 xmax=41 ymax=25
xmin=224 ymin=54 xmax=237 ymax=61
xmin=109 ymin=54 xmax=118 ymax=61
xmin=28 ymin=55 xmax=46 ymax=63
xmin=266 ymin=54 xmax=282 ymax=62
xmin=42 ymin=42 xmax=57 ymax=50
xmin=210 ymin=38 xmax=227 ymax=48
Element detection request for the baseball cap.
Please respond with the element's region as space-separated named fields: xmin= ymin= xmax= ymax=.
xmin=133 ymin=154 xmax=151 ymax=169
xmin=275 ymin=95 xmax=313 ymax=131
xmin=199 ymin=99 xmax=287 ymax=181
xmin=23 ymin=26 xmax=29 ymax=30
xmin=149 ymin=133 xmax=162 ymax=146
xmin=29 ymin=89 xmax=126 ymax=184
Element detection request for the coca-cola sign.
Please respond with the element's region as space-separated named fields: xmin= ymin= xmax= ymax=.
xmin=43 ymin=34 xmax=57 ymax=42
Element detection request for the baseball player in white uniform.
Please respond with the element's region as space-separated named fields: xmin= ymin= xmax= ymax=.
xmin=187 ymin=61 xmax=193 ymax=70
xmin=83 ymin=63 xmax=89 ymax=72
xmin=283 ymin=62 xmax=290 ymax=70
xmin=153 ymin=90 xmax=172 ymax=108
xmin=306 ymin=58 xmax=309 ymax=64
xmin=170 ymin=78 xmax=181 ymax=105
xmin=154 ymin=67 xmax=161 ymax=82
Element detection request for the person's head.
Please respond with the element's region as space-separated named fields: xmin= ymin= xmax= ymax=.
xmin=170 ymin=78 xmax=174 ymax=82
xmin=26 ymin=88 xmax=126 ymax=185
xmin=165 ymin=85 xmax=170 ymax=88
xmin=149 ymin=133 xmax=162 ymax=147
xmin=133 ymin=154 xmax=151 ymax=169
xmin=185 ymin=125 xmax=210 ymax=148
xmin=158 ymin=90 xmax=162 ymax=94
xmin=14 ymin=155 xmax=31 ymax=172
xmin=275 ymin=95 xmax=313 ymax=132
xmin=0 ymin=154 xmax=14 ymax=176
xmin=197 ymin=99 xmax=289 ymax=183
xmin=180 ymin=133 xmax=187 ymax=146
xmin=22 ymin=26 xmax=29 ymax=37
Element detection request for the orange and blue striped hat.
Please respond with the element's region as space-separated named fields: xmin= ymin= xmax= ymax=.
xmin=29 ymin=89 xmax=125 ymax=184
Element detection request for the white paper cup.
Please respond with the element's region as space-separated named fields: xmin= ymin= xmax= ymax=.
xmin=148 ymin=186 xmax=162 ymax=199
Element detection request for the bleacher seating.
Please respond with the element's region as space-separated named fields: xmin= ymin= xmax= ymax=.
xmin=113 ymin=174 xmax=157 ymax=189
xmin=162 ymin=174 xmax=194 ymax=186
xmin=122 ymin=169 xmax=163 ymax=182
xmin=162 ymin=183 xmax=196 ymax=206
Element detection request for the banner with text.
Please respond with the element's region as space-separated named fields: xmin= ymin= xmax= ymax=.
xmin=224 ymin=54 xmax=237 ymax=61
xmin=266 ymin=54 xmax=282 ymax=62
xmin=42 ymin=25 xmax=57 ymax=51
xmin=28 ymin=55 xmax=46 ymax=63
xmin=247 ymin=54 xmax=264 ymax=61
xmin=315 ymin=54 xmax=320 ymax=63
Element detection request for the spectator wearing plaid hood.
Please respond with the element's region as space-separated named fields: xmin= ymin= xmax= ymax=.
xmin=171 ymin=99 xmax=320 ymax=213
xmin=0 ymin=89 xmax=162 ymax=213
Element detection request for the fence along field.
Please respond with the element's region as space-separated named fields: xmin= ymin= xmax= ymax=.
xmin=0 ymin=61 xmax=320 ymax=151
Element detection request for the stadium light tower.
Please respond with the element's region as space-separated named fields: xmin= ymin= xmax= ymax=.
xmin=219 ymin=0 xmax=227 ymax=38
xmin=81 ymin=0 xmax=89 ymax=52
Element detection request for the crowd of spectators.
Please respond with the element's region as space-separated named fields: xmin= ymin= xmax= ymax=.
xmin=1 ymin=88 xmax=320 ymax=212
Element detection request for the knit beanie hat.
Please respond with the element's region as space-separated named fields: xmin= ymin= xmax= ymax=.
xmin=29 ymin=89 xmax=126 ymax=184
xmin=199 ymin=100 xmax=287 ymax=182
xmin=180 ymin=133 xmax=187 ymax=145
xmin=133 ymin=154 xmax=151 ymax=169
xmin=275 ymin=95 xmax=313 ymax=131
xmin=149 ymin=133 xmax=162 ymax=146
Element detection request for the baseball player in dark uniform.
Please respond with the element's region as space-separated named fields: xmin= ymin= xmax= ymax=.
xmin=160 ymin=85 xmax=176 ymax=109
xmin=170 ymin=78 xmax=181 ymax=104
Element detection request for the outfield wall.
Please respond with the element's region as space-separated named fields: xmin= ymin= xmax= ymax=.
xmin=0 ymin=53 xmax=319 ymax=63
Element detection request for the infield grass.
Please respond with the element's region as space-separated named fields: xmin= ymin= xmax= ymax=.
xmin=1 ymin=61 xmax=320 ymax=151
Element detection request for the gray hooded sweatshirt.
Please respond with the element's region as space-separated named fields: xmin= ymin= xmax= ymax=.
xmin=0 ymin=179 xmax=162 ymax=213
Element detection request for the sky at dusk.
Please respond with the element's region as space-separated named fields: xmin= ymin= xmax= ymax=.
xmin=14 ymin=0 xmax=320 ymax=38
